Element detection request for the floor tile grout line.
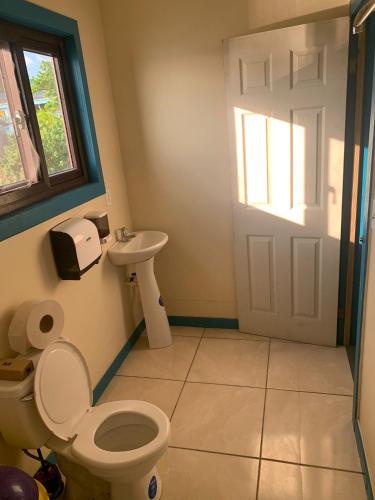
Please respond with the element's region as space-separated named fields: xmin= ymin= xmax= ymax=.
xmin=155 ymin=327 xmax=350 ymax=349
xmin=202 ymin=335 xmax=270 ymax=343
xmin=114 ymin=374 xmax=185 ymax=383
xmin=200 ymin=331 xmax=348 ymax=349
xmin=256 ymin=340 xmax=271 ymax=500
xmin=169 ymin=332 xmax=205 ymax=420
xmin=260 ymin=456 xmax=364 ymax=475
xmin=113 ymin=374 xmax=353 ymax=397
xmin=265 ymin=386 xmax=353 ymax=398
xmin=170 ymin=335 xmax=203 ymax=338
xmin=178 ymin=380 xmax=265 ymax=391
xmin=167 ymin=445 xmax=364 ymax=475
xmin=168 ymin=444 xmax=261 ymax=461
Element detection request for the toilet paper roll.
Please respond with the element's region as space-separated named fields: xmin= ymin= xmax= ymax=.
xmin=8 ymin=300 xmax=64 ymax=354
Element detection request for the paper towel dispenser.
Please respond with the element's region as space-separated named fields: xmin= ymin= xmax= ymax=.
xmin=50 ymin=218 xmax=102 ymax=280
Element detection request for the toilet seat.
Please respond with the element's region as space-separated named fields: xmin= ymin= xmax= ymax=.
xmin=34 ymin=338 xmax=92 ymax=441
xmin=71 ymin=400 xmax=169 ymax=470
xmin=34 ymin=338 xmax=170 ymax=474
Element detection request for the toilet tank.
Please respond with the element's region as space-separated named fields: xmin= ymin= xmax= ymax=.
xmin=0 ymin=350 xmax=51 ymax=449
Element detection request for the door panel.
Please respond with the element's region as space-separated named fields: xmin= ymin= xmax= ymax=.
xmin=292 ymin=237 xmax=321 ymax=318
xmin=291 ymin=107 xmax=323 ymax=208
xmin=247 ymin=235 xmax=276 ymax=313
xmin=226 ymin=17 xmax=349 ymax=345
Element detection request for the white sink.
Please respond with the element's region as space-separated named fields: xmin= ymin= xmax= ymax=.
xmin=108 ymin=230 xmax=171 ymax=349
xmin=108 ymin=231 xmax=168 ymax=266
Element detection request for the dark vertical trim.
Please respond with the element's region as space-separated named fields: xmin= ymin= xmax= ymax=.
xmin=352 ymin=13 xmax=375 ymax=417
xmin=337 ymin=17 xmax=360 ymax=345
xmin=350 ymin=2 xmax=375 ymax=498
xmin=342 ymin=28 xmax=366 ymax=347
xmin=354 ymin=420 xmax=374 ymax=499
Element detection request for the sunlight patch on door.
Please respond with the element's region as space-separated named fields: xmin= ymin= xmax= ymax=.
xmin=234 ymin=107 xmax=306 ymax=226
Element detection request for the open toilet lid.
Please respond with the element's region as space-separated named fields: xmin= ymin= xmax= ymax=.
xmin=34 ymin=339 xmax=92 ymax=441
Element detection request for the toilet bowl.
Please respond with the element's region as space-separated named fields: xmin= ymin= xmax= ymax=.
xmin=0 ymin=338 xmax=170 ymax=500
xmin=70 ymin=400 xmax=169 ymax=499
xmin=36 ymin=339 xmax=170 ymax=500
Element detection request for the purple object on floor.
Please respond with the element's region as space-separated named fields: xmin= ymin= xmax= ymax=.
xmin=0 ymin=466 xmax=38 ymax=500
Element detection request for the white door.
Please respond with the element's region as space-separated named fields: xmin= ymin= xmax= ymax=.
xmin=225 ymin=17 xmax=349 ymax=345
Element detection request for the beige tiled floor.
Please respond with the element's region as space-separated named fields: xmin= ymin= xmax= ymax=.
xmin=171 ymin=382 xmax=265 ymax=456
xmin=100 ymin=327 xmax=366 ymax=499
xmin=267 ymin=340 xmax=354 ymax=395
xmin=262 ymin=389 xmax=361 ymax=471
xmin=170 ymin=325 xmax=204 ymax=337
xmin=159 ymin=448 xmax=258 ymax=500
xmin=97 ymin=376 xmax=183 ymax=418
xmin=117 ymin=335 xmax=200 ymax=380
xmin=258 ymin=460 xmax=366 ymax=500
xmin=203 ymin=327 xmax=269 ymax=342
xmin=187 ymin=337 xmax=268 ymax=387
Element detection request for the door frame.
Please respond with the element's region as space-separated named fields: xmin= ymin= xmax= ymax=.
xmin=338 ymin=21 xmax=366 ymax=348
xmin=347 ymin=2 xmax=375 ymax=499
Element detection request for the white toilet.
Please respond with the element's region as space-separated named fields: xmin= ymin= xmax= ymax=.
xmin=0 ymin=338 xmax=170 ymax=500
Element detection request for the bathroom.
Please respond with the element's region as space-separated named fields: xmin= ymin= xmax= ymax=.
xmin=0 ymin=0 xmax=375 ymax=498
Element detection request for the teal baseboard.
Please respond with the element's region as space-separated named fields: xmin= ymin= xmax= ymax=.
xmin=354 ymin=419 xmax=374 ymax=499
xmin=168 ymin=315 xmax=239 ymax=329
xmin=92 ymin=319 xmax=146 ymax=405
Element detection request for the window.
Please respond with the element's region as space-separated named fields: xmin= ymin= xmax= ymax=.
xmin=0 ymin=1 xmax=104 ymax=241
xmin=0 ymin=19 xmax=87 ymax=216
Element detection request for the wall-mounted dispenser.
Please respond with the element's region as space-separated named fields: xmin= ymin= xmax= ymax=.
xmin=85 ymin=210 xmax=111 ymax=244
xmin=50 ymin=218 xmax=102 ymax=280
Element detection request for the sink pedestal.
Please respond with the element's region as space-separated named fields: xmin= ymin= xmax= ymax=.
xmin=136 ymin=257 xmax=172 ymax=349
xmin=108 ymin=231 xmax=171 ymax=349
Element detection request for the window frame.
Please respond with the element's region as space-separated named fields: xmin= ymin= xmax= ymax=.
xmin=0 ymin=0 xmax=105 ymax=240
xmin=0 ymin=20 xmax=89 ymax=215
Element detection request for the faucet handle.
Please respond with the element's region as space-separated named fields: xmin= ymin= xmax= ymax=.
xmin=116 ymin=226 xmax=128 ymax=241
xmin=116 ymin=226 xmax=135 ymax=242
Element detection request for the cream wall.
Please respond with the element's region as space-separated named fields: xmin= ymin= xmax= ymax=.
xmin=99 ymin=0 xmax=250 ymax=318
xmin=0 ymin=0 xmax=140 ymax=473
xmin=99 ymin=0 xmax=349 ymax=319
xmin=248 ymin=0 xmax=349 ymax=31
xmin=358 ymin=223 xmax=375 ymax=486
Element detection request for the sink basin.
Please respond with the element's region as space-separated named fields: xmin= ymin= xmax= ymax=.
xmin=108 ymin=231 xmax=168 ymax=266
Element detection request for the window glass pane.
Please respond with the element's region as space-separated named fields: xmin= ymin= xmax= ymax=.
xmin=0 ymin=42 xmax=40 ymax=193
xmin=24 ymin=50 xmax=73 ymax=175
xmin=0 ymin=69 xmax=26 ymax=188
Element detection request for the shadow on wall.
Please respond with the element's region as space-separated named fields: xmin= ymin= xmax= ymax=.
xmin=247 ymin=5 xmax=349 ymax=35
xmin=37 ymin=233 xmax=61 ymax=290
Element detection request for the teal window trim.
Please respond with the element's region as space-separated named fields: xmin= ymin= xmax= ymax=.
xmin=0 ymin=0 xmax=105 ymax=241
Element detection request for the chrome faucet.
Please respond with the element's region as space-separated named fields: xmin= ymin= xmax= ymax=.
xmin=117 ymin=227 xmax=136 ymax=242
